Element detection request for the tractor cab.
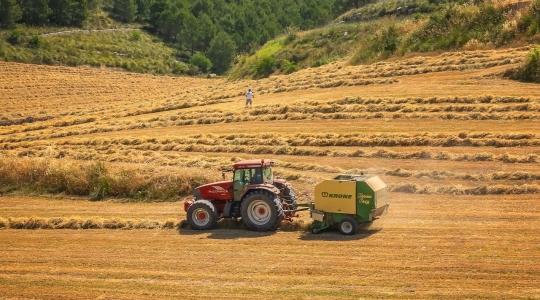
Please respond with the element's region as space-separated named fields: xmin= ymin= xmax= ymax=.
xmin=232 ymin=159 xmax=274 ymax=201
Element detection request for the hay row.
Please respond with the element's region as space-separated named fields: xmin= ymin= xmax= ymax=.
xmin=383 ymin=168 xmax=540 ymax=181
xmin=280 ymin=162 xmax=540 ymax=181
xmin=390 ymin=183 xmax=540 ymax=195
xmin=0 ymin=217 xmax=178 ymax=230
xmin=248 ymin=103 xmax=539 ymax=116
xmin=4 ymin=108 xmax=539 ymax=144
xmin=0 ymin=217 xmax=311 ymax=232
xmin=50 ymin=142 xmax=538 ymax=164
xmin=62 ymin=133 xmax=539 ymax=148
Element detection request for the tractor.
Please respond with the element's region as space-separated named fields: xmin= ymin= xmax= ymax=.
xmin=184 ymin=159 xmax=297 ymax=231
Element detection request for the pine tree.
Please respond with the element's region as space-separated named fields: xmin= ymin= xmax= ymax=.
xmin=70 ymin=0 xmax=88 ymax=26
xmin=49 ymin=0 xmax=70 ymax=25
xmin=0 ymin=0 xmax=22 ymax=28
xmin=113 ymin=0 xmax=137 ymax=23
xmin=135 ymin=0 xmax=153 ymax=21
xmin=49 ymin=0 xmax=88 ymax=26
xmin=21 ymin=0 xmax=51 ymax=25
xmin=207 ymin=31 xmax=236 ymax=74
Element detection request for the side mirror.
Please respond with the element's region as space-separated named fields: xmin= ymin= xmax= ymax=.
xmin=222 ymin=172 xmax=226 ymax=180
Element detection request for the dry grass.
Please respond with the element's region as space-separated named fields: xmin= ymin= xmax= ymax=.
xmin=0 ymin=157 xmax=218 ymax=201
xmin=0 ymin=217 xmax=177 ymax=230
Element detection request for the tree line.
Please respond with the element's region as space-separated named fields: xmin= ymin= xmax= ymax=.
xmin=0 ymin=0 xmax=95 ymax=27
xmin=0 ymin=0 xmax=357 ymax=74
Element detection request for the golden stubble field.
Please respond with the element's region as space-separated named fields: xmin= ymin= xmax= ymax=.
xmin=0 ymin=46 xmax=539 ymax=299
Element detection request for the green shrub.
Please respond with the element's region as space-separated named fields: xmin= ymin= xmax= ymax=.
xmin=518 ymin=0 xmax=540 ymax=36
xmin=229 ymin=39 xmax=284 ymax=79
xmin=311 ymin=57 xmax=329 ymax=67
xmin=351 ymin=24 xmax=402 ymax=64
xmin=7 ymin=29 xmax=23 ymax=45
xmin=404 ymin=3 xmax=507 ymax=52
xmin=171 ymin=60 xmax=188 ymax=74
xmin=186 ymin=63 xmax=200 ymax=76
xmin=284 ymin=29 xmax=297 ymax=45
xmin=377 ymin=25 xmax=400 ymax=57
xmin=27 ymin=35 xmax=42 ymax=48
xmin=280 ymin=59 xmax=297 ymax=74
xmin=129 ymin=30 xmax=141 ymax=41
xmin=510 ymin=48 xmax=540 ymax=83
xmin=254 ymin=55 xmax=277 ymax=78
xmin=189 ymin=52 xmax=212 ymax=73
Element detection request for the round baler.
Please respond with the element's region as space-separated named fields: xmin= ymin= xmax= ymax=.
xmin=310 ymin=174 xmax=389 ymax=235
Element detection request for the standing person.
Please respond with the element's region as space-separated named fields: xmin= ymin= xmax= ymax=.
xmin=245 ymin=88 xmax=254 ymax=108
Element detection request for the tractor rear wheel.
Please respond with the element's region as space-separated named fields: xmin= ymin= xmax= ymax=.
xmin=187 ymin=200 xmax=217 ymax=230
xmin=241 ymin=190 xmax=283 ymax=231
xmin=338 ymin=217 xmax=358 ymax=235
xmin=274 ymin=181 xmax=297 ymax=211
xmin=281 ymin=185 xmax=298 ymax=210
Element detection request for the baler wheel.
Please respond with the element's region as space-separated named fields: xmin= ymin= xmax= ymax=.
xmin=338 ymin=217 xmax=358 ymax=235
xmin=187 ymin=200 xmax=217 ymax=230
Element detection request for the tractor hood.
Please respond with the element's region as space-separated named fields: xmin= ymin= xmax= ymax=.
xmin=196 ymin=180 xmax=232 ymax=190
xmin=195 ymin=180 xmax=233 ymax=201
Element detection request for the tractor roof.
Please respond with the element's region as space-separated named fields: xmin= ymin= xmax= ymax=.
xmin=233 ymin=159 xmax=273 ymax=169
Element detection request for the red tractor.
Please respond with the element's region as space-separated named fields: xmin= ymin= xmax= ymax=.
xmin=184 ymin=159 xmax=297 ymax=231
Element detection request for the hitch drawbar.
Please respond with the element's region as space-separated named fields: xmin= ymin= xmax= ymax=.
xmin=285 ymin=203 xmax=311 ymax=214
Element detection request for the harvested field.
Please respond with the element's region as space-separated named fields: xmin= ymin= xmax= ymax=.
xmin=0 ymin=46 xmax=539 ymax=298
xmin=0 ymin=193 xmax=539 ymax=299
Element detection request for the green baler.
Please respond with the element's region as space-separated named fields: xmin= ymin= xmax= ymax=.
xmin=310 ymin=174 xmax=389 ymax=235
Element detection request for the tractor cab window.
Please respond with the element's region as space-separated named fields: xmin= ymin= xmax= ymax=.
xmin=234 ymin=168 xmax=264 ymax=185
xmin=234 ymin=169 xmax=248 ymax=183
xmin=262 ymin=167 xmax=273 ymax=183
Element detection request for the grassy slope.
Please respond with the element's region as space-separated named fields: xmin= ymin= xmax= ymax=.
xmin=0 ymin=11 xmax=186 ymax=75
xmin=230 ymin=0 xmax=540 ymax=79
xmin=0 ymin=28 xmax=186 ymax=74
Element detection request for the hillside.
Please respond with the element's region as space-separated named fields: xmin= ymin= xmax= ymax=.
xmin=0 ymin=25 xmax=188 ymax=74
xmin=231 ymin=0 xmax=540 ymax=79
xmin=0 ymin=0 xmax=352 ymax=75
xmin=2 ymin=0 xmax=538 ymax=77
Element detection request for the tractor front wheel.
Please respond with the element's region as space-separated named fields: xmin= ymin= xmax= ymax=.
xmin=338 ymin=217 xmax=358 ymax=235
xmin=187 ymin=200 xmax=217 ymax=230
xmin=241 ymin=190 xmax=283 ymax=231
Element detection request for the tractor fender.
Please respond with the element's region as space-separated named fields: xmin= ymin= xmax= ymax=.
xmin=185 ymin=199 xmax=216 ymax=214
xmin=242 ymin=186 xmax=279 ymax=200
xmin=194 ymin=200 xmax=216 ymax=213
